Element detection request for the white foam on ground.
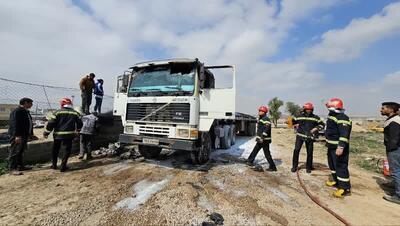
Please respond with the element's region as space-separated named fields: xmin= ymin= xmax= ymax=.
xmin=103 ymin=161 xmax=132 ymax=176
xmin=212 ymin=137 xmax=279 ymax=168
xmin=114 ymin=176 xmax=172 ymax=211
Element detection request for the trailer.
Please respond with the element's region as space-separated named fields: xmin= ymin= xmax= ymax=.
xmin=113 ymin=58 xmax=256 ymax=164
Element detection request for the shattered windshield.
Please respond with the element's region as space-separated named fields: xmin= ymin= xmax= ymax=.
xmin=128 ymin=64 xmax=195 ymax=97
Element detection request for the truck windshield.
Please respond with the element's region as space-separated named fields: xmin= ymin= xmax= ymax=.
xmin=128 ymin=64 xmax=195 ymax=97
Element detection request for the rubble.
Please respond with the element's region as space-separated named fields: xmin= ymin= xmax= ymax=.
xmin=93 ymin=143 xmax=122 ymax=156
xmin=209 ymin=212 xmax=224 ymax=225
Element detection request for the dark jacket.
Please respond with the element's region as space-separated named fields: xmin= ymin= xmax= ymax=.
xmin=292 ymin=111 xmax=324 ymax=140
xmin=8 ymin=106 xmax=33 ymax=138
xmin=80 ymin=114 xmax=99 ymax=135
xmin=94 ymin=82 xmax=104 ymax=96
xmin=79 ymin=76 xmax=95 ymax=93
xmin=256 ymin=114 xmax=272 ymax=143
xmin=44 ymin=107 xmax=83 ymax=140
xmin=384 ymin=114 xmax=400 ymax=152
xmin=325 ymin=111 xmax=352 ymax=148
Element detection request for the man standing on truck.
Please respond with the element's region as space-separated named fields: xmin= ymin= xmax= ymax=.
xmin=8 ymin=98 xmax=36 ymax=175
xmin=79 ymin=112 xmax=99 ymax=161
xmin=93 ymin=79 xmax=104 ymax=114
xmin=247 ymin=106 xmax=277 ymax=172
xmin=44 ymin=98 xmax=83 ymax=172
xmin=325 ymin=98 xmax=352 ymax=198
xmin=291 ymin=102 xmax=325 ymax=173
xmin=79 ymin=73 xmax=95 ymax=115
xmin=381 ymin=102 xmax=400 ymax=205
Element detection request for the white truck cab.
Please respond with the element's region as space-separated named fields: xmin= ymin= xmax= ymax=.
xmin=114 ymin=58 xmax=255 ymax=164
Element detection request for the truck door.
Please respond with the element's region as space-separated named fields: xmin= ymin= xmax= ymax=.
xmin=199 ymin=65 xmax=236 ymax=123
xmin=113 ymin=71 xmax=131 ymax=118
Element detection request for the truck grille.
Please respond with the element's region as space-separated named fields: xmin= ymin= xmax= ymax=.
xmin=126 ymin=103 xmax=190 ymax=123
xmin=138 ymin=125 xmax=170 ymax=136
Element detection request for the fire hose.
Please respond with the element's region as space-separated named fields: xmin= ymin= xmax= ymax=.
xmin=296 ymin=166 xmax=353 ymax=226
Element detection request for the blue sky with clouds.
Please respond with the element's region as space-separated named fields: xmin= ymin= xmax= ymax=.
xmin=1 ymin=0 xmax=400 ymax=116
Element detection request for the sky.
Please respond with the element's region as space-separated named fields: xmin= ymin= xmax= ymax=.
xmin=1 ymin=0 xmax=400 ymax=116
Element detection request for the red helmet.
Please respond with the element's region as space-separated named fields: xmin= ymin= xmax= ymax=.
xmin=303 ymin=102 xmax=314 ymax=110
xmin=60 ymin=98 xmax=73 ymax=107
xmin=326 ymin=98 xmax=343 ymax=109
xmin=258 ymin=106 xmax=268 ymax=113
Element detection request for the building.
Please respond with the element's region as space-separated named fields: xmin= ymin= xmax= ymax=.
xmin=0 ymin=104 xmax=19 ymax=121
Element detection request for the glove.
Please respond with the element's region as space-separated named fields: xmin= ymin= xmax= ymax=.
xmin=255 ymin=136 xmax=262 ymax=143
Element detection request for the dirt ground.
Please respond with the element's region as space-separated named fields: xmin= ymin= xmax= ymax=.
xmin=1 ymin=128 xmax=399 ymax=226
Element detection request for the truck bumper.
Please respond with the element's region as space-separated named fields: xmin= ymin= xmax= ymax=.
xmin=119 ymin=134 xmax=196 ymax=151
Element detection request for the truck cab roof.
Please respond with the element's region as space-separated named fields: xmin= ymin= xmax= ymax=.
xmin=130 ymin=58 xmax=198 ymax=69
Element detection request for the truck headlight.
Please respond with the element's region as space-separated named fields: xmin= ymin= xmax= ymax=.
xmin=190 ymin=129 xmax=198 ymax=139
xmin=177 ymin=128 xmax=189 ymax=138
xmin=125 ymin=125 xmax=134 ymax=133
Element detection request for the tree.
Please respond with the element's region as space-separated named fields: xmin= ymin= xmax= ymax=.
xmin=268 ymin=97 xmax=284 ymax=128
xmin=285 ymin=102 xmax=302 ymax=117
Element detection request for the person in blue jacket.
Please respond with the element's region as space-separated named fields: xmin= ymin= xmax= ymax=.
xmin=94 ymin=79 xmax=104 ymax=114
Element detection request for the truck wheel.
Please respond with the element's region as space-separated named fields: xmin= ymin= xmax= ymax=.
xmin=191 ymin=132 xmax=211 ymax=164
xmin=246 ymin=122 xmax=256 ymax=136
xmin=230 ymin=125 xmax=236 ymax=145
xmin=138 ymin=145 xmax=162 ymax=159
xmin=220 ymin=125 xmax=232 ymax=149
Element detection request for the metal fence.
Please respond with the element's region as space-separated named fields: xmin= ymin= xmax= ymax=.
xmin=0 ymin=76 xmax=114 ymax=123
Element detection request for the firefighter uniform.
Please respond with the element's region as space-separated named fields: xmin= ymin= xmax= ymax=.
xmin=247 ymin=114 xmax=277 ymax=171
xmin=44 ymin=107 xmax=82 ymax=171
xmin=325 ymin=111 xmax=352 ymax=190
xmin=292 ymin=112 xmax=325 ymax=171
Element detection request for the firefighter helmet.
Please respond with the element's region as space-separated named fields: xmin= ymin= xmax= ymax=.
xmin=326 ymin=98 xmax=344 ymax=110
xmin=303 ymin=102 xmax=314 ymax=110
xmin=60 ymin=98 xmax=73 ymax=107
xmin=258 ymin=106 xmax=269 ymax=113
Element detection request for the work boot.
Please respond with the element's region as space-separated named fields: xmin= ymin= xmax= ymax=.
xmin=333 ymin=188 xmax=351 ymax=198
xmin=60 ymin=164 xmax=68 ymax=173
xmin=86 ymin=154 xmax=93 ymax=160
xmin=266 ymin=167 xmax=277 ymax=172
xmin=383 ymin=195 xmax=400 ymax=205
xmin=325 ymin=180 xmax=337 ymax=187
xmin=78 ymin=155 xmax=84 ymax=160
xmin=306 ymin=169 xmax=312 ymax=174
xmin=291 ymin=167 xmax=297 ymax=173
xmin=51 ymin=164 xmax=58 ymax=170
xmin=246 ymin=160 xmax=254 ymax=166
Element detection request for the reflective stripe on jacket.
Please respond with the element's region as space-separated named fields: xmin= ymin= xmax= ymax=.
xmin=257 ymin=114 xmax=272 ymax=143
xmin=325 ymin=112 xmax=352 ymax=147
xmin=44 ymin=108 xmax=83 ymax=140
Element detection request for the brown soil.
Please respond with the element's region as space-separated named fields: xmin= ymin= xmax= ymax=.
xmin=0 ymin=128 xmax=399 ymax=225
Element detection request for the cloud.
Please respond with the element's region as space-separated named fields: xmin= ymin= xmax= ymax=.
xmin=303 ymin=2 xmax=400 ymax=63
xmin=383 ymin=70 xmax=400 ymax=85
xmin=2 ymin=0 xmax=395 ymax=116
xmin=0 ymin=0 xmax=137 ymax=89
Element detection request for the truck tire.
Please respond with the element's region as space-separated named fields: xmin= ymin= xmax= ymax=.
xmin=246 ymin=122 xmax=256 ymax=136
xmin=191 ymin=132 xmax=211 ymax=164
xmin=230 ymin=125 xmax=236 ymax=145
xmin=138 ymin=145 xmax=162 ymax=159
xmin=220 ymin=125 xmax=232 ymax=149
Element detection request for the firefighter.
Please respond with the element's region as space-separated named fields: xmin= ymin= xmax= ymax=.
xmin=44 ymin=98 xmax=83 ymax=172
xmin=291 ymin=102 xmax=325 ymax=173
xmin=247 ymin=106 xmax=277 ymax=172
xmin=324 ymin=98 xmax=352 ymax=198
